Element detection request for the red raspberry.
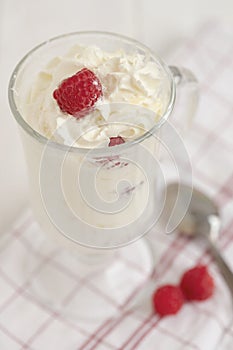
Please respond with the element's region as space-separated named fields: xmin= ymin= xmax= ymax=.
xmin=180 ymin=265 xmax=215 ymax=301
xmin=108 ymin=136 xmax=125 ymax=147
xmin=152 ymin=285 xmax=184 ymax=317
xmin=53 ymin=68 xmax=102 ymax=118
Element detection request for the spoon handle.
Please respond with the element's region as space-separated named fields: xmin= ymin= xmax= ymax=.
xmin=206 ymin=236 xmax=233 ymax=299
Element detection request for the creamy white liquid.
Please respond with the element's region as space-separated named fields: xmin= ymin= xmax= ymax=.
xmin=16 ymin=44 xmax=169 ymax=248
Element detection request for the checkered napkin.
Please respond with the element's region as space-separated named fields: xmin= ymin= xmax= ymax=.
xmin=1 ymin=21 xmax=233 ymax=350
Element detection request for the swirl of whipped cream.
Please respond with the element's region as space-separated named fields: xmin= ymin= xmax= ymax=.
xmin=22 ymin=45 xmax=170 ymax=147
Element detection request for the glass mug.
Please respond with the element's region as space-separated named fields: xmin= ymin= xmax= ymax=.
xmin=9 ymin=32 xmax=197 ymax=249
xmin=9 ymin=32 xmax=197 ymax=317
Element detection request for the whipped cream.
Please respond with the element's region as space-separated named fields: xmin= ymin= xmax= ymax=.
xmin=22 ymin=45 xmax=170 ymax=147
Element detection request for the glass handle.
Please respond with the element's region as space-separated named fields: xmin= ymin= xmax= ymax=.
xmin=169 ymin=65 xmax=199 ymax=134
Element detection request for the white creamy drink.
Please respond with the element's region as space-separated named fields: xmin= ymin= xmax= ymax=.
xmin=12 ymin=35 xmax=171 ymax=248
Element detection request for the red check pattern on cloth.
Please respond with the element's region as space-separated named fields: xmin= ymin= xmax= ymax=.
xmin=1 ymin=22 xmax=233 ymax=349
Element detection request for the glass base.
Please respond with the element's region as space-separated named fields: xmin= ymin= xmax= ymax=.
xmin=26 ymin=236 xmax=155 ymax=321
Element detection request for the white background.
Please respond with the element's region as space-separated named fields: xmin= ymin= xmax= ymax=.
xmin=1 ymin=0 xmax=233 ymax=232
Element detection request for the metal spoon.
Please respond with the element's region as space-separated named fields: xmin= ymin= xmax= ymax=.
xmin=165 ymin=182 xmax=233 ymax=299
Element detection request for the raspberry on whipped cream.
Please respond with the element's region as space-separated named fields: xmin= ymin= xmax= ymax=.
xmin=53 ymin=68 xmax=103 ymax=118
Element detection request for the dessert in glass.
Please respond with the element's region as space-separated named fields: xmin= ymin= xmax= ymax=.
xmin=9 ymin=32 xmax=198 ymax=319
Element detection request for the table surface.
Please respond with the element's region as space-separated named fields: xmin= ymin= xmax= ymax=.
xmin=1 ymin=0 xmax=233 ymax=233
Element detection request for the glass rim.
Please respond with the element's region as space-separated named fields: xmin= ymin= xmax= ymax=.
xmin=8 ymin=30 xmax=176 ymax=155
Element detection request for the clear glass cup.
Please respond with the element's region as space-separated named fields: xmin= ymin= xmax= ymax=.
xmin=8 ymin=32 xmax=198 ymax=319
